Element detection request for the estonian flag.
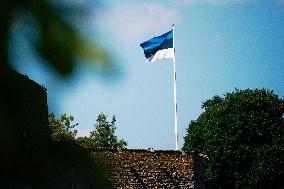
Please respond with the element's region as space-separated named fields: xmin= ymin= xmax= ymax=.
xmin=140 ymin=29 xmax=174 ymax=63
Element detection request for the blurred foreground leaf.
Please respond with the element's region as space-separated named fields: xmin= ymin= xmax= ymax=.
xmin=2 ymin=0 xmax=110 ymax=76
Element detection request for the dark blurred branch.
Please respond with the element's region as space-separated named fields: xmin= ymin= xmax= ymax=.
xmin=2 ymin=0 xmax=110 ymax=76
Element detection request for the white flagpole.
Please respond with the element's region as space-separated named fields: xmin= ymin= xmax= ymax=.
xmin=172 ymin=24 xmax=178 ymax=150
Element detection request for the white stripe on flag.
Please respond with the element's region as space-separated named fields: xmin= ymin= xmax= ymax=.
xmin=147 ymin=48 xmax=175 ymax=63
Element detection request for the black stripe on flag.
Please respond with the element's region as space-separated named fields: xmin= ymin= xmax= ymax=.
xmin=143 ymin=38 xmax=173 ymax=59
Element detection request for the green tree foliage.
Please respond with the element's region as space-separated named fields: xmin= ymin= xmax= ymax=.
xmin=76 ymin=136 xmax=92 ymax=148
xmin=49 ymin=112 xmax=127 ymax=149
xmin=77 ymin=113 xmax=127 ymax=149
xmin=183 ymin=89 xmax=284 ymax=188
xmin=48 ymin=112 xmax=78 ymax=141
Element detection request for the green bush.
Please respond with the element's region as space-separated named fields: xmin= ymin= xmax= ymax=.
xmin=183 ymin=89 xmax=284 ymax=188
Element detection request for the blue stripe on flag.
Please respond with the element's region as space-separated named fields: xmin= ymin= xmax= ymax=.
xmin=140 ymin=30 xmax=173 ymax=59
xmin=143 ymin=38 xmax=173 ymax=58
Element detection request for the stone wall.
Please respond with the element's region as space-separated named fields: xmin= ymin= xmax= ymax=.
xmin=0 ymin=70 xmax=50 ymax=148
xmin=90 ymin=149 xmax=205 ymax=189
xmin=0 ymin=70 xmax=205 ymax=188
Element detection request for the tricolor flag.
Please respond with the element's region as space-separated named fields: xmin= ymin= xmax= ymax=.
xmin=140 ymin=29 xmax=175 ymax=63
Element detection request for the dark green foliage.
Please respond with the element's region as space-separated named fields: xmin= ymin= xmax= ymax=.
xmin=48 ymin=112 xmax=78 ymax=142
xmin=77 ymin=113 xmax=127 ymax=149
xmin=183 ymin=89 xmax=284 ymax=188
xmin=76 ymin=136 xmax=92 ymax=148
xmin=49 ymin=112 xmax=127 ymax=149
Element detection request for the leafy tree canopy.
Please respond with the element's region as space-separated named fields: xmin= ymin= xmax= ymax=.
xmin=77 ymin=113 xmax=127 ymax=149
xmin=183 ymin=89 xmax=284 ymax=188
xmin=48 ymin=112 xmax=78 ymax=142
xmin=49 ymin=112 xmax=127 ymax=149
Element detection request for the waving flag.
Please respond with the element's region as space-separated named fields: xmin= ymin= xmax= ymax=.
xmin=140 ymin=26 xmax=179 ymax=150
xmin=140 ymin=29 xmax=174 ymax=63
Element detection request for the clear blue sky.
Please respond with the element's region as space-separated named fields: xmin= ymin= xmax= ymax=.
xmin=11 ymin=0 xmax=284 ymax=150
